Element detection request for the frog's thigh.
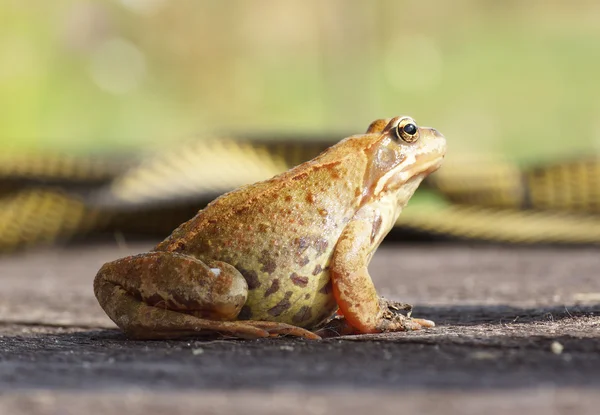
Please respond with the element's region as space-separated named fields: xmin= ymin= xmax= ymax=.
xmin=93 ymin=251 xmax=268 ymax=339
xmin=99 ymin=288 xmax=271 ymax=339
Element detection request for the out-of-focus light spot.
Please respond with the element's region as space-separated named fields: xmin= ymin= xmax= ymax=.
xmin=62 ymin=2 xmax=110 ymax=52
xmin=384 ymin=35 xmax=443 ymax=93
xmin=119 ymin=0 xmax=167 ymax=14
xmin=0 ymin=36 xmax=39 ymax=83
xmin=89 ymin=38 xmax=146 ymax=94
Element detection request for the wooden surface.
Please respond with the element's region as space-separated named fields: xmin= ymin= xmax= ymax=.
xmin=1 ymin=242 xmax=599 ymax=414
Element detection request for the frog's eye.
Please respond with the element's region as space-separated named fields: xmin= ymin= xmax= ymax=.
xmin=395 ymin=119 xmax=420 ymax=143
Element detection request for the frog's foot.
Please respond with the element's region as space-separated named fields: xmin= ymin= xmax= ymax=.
xmin=241 ymin=320 xmax=321 ymax=340
xmin=373 ymin=297 xmax=434 ymax=331
xmin=315 ymin=299 xmax=434 ymax=338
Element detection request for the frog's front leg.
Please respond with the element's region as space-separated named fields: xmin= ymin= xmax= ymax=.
xmin=327 ymin=213 xmax=435 ymax=335
xmin=93 ymin=251 xmax=319 ymax=340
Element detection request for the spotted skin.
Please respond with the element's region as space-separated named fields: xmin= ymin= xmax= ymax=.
xmin=93 ymin=116 xmax=446 ymax=339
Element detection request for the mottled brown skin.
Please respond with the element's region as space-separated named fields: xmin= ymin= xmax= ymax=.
xmin=94 ymin=116 xmax=446 ymax=339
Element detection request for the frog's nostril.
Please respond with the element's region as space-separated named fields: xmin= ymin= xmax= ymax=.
xmin=431 ymin=128 xmax=444 ymax=138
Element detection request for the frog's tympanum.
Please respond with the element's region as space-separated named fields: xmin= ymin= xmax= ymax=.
xmin=94 ymin=117 xmax=446 ymax=339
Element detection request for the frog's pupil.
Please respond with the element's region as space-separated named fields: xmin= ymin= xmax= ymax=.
xmin=403 ymin=123 xmax=417 ymax=135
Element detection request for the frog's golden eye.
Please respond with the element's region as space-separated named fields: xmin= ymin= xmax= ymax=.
xmin=395 ymin=119 xmax=420 ymax=143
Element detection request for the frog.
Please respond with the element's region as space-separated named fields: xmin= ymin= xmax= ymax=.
xmin=93 ymin=116 xmax=446 ymax=340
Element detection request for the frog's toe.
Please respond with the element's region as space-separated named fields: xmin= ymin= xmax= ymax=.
xmin=242 ymin=321 xmax=321 ymax=340
xmin=379 ymin=313 xmax=436 ymax=332
xmin=402 ymin=317 xmax=435 ymax=331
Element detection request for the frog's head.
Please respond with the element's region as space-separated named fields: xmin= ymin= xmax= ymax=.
xmin=359 ymin=116 xmax=446 ymax=207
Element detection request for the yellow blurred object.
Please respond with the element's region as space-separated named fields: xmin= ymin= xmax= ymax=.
xmin=400 ymin=204 xmax=600 ymax=244
xmin=1 ymin=138 xmax=600 ymax=251
xmin=430 ymin=155 xmax=600 ymax=214
xmin=0 ymin=153 xmax=127 ymax=183
xmin=0 ymin=189 xmax=99 ymax=252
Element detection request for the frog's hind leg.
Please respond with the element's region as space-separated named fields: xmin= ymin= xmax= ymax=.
xmin=99 ymin=287 xmax=269 ymax=339
xmin=94 ymin=251 xmax=271 ymax=339
xmin=94 ymin=251 xmax=322 ymax=339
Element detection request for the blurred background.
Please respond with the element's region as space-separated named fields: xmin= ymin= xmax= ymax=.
xmin=2 ymin=0 xmax=600 ymax=248
xmin=3 ymin=0 xmax=600 ymax=158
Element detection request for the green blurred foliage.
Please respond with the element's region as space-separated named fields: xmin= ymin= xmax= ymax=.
xmin=1 ymin=0 xmax=600 ymax=161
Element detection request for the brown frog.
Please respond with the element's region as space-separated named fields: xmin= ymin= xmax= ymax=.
xmin=94 ymin=116 xmax=446 ymax=339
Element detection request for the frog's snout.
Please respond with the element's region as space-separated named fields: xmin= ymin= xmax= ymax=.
xmin=425 ymin=127 xmax=446 ymax=150
xmin=417 ymin=126 xmax=447 ymax=168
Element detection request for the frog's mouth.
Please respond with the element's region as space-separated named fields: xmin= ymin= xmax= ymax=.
xmin=410 ymin=150 xmax=446 ymax=177
xmin=382 ymin=149 xmax=445 ymax=193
